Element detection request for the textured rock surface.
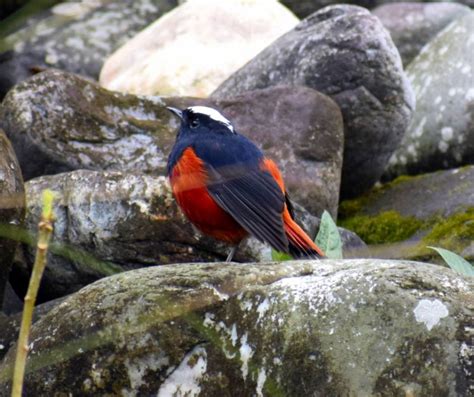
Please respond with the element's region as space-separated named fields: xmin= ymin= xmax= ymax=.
xmin=1 ymin=70 xmax=343 ymax=217
xmin=0 ymin=0 xmax=178 ymax=98
xmin=100 ymin=0 xmax=298 ymax=97
xmin=373 ymin=2 xmax=470 ymax=66
xmin=11 ymin=170 xmax=262 ymax=301
xmin=0 ymin=260 xmax=472 ymax=396
xmin=168 ymin=86 xmax=344 ymax=217
xmin=0 ymin=295 xmax=66 ymax=361
xmin=339 ymin=166 xmax=474 ymax=261
xmin=385 ymin=12 xmax=474 ymax=179
xmin=213 ymin=5 xmax=414 ymax=198
xmin=0 ymin=69 xmax=177 ymax=180
xmin=0 ymin=130 xmax=25 ymax=310
xmin=281 ymin=0 xmax=474 ymax=18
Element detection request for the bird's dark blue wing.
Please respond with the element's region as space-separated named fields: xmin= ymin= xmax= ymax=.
xmin=193 ymin=134 xmax=289 ymax=252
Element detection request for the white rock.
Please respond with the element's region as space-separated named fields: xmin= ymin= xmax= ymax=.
xmin=99 ymin=0 xmax=298 ymax=97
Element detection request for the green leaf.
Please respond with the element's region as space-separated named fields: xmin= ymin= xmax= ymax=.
xmin=428 ymin=246 xmax=474 ymax=277
xmin=271 ymin=249 xmax=292 ymax=262
xmin=315 ymin=210 xmax=343 ymax=259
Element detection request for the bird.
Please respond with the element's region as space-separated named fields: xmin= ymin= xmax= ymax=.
xmin=166 ymin=105 xmax=325 ymax=262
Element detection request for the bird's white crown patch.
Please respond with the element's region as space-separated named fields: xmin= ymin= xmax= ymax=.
xmin=188 ymin=106 xmax=235 ymax=133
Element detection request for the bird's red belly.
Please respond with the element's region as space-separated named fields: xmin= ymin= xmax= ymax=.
xmin=170 ymin=148 xmax=247 ymax=244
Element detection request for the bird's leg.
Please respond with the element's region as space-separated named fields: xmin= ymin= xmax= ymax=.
xmin=226 ymin=242 xmax=240 ymax=262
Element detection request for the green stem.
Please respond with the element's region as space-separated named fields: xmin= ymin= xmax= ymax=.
xmin=11 ymin=190 xmax=55 ymax=397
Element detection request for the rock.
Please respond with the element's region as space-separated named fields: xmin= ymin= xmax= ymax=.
xmin=280 ymin=0 xmax=474 ymax=18
xmin=385 ymin=13 xmax=474 ymax=180
xmin=168 ymin=85 xmax=344 ymax=217
xmin=99 ymin=0 xmax=298 ymax=97
xmin=213 ymin=5 xmax=415 ymax=199
xmin=0 ymin=129 xmax=25 ymax=310
xmin=373 ymin=2 xmax=470 ymax=66
xmin=0 ymin=295 xmax=66 ymax=361
xmin=339 ymin=166 xmax=474 ymax=262
xmin=0 ymin=0 xmax=178 ymax=99
xmin=0 ymin=69 xmax=177 ymax=181
xmin=0 ymin=259 xmax=472 ymax=395
xmin=12 ymin=170 xmax=263 ymax=301
xmin=1 ymin=70 xmax=343 ymax=217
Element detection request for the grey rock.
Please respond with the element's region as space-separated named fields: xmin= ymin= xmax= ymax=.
xmin=168 ymin=85 xmax=344 ymax=217
xmin=339 ymin=166 xmax=474 ymax=262
xmin=0 ymin=129 xmax=25 ymax=310
xmin=13 ymin=170 xmax=258 ymax=301
xmin=0 ymin=0 xmax=178 ymax=98
xmin=373 ymin=2 xmax=470 ymax=66
xmin=0 ymin=295 xmax=66 ymax=361
xmin=0 ymin=69 xmax=177 ymax=181
xmin=385 ymin=12 xmax=474 ymax=179
xmin=0 ymin=259 xmax=472 ymax=395
xmin=280 ymin=0 xmax=474 ymax=18
xmin=1 ymin=70 xmax=343 ymax=218
xmin=213 ymin=5 xmax=415 ymax=199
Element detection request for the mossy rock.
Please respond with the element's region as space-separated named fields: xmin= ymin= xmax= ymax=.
xmin=0 ymin=260 xmax=472 ymax=396
xmin=339 ymin=166 xmax=474 ymax=261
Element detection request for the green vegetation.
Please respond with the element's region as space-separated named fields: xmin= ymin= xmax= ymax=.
xmin=428 ymin=247 xmax=474 ymax=277
xmin=338 ymin=210 xmax=424 ymax=245
xmin=423 ymin=208 xmax=474 ymax=252
xmin=315 ymin=210 xmax=342 ymax=259
xmin=12 ymin=190 xmax=55 ymax=397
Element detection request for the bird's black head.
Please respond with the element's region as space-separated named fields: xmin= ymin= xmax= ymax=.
xmin=167 ymin=106 xmax=236 ymax=137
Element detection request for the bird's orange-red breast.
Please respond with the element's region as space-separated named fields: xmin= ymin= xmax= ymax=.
xmin=166 ymin=106 xmax=324 ymax=260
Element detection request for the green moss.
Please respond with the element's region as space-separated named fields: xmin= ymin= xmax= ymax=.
xmin=339 ymin=210 xmax=424 ymax=245
xmin=422 ymin=208 xmax=474 ymax=252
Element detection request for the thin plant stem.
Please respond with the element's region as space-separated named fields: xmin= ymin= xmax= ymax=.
xmin=11 ymin=189 xmax=55 ymax=397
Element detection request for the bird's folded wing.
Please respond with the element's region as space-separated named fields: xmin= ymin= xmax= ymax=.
xmin=207 ymin=166 xmax=289 ymax=253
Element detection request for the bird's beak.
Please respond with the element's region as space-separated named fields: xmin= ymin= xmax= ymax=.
xmin=166 ymin=106 xmax=183 ymax=120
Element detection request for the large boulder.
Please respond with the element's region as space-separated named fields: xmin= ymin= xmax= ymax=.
xmin=99 ymin=0 xmax=298 ymax=97
xmin=1 ymin=70 xmax=343 ymax=217
xmin=339 ymin=165 xmax=474 ymax=262
xmin=11 ymin=170 xmax=258 ymax=301
xmin=0 ymin=130 xmax=25 ymax=310
xmin=0 ymin=0 xmax=178 ymax=99
xmin=385 ymin=12 xmax=474 ymax=179
xmin=213 ymin=5 xmax=415 ymax=198
xmin=373 ymin=2 xmax=470 ymax=66
xmin=0 ymin=69 xmax=177 ymax=180
xmin=0 ymin=259 xmax=472 ymax=395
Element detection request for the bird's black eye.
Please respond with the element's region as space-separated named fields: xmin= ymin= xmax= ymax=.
xmin=190 ymin=119 xmax=200 ymax=129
